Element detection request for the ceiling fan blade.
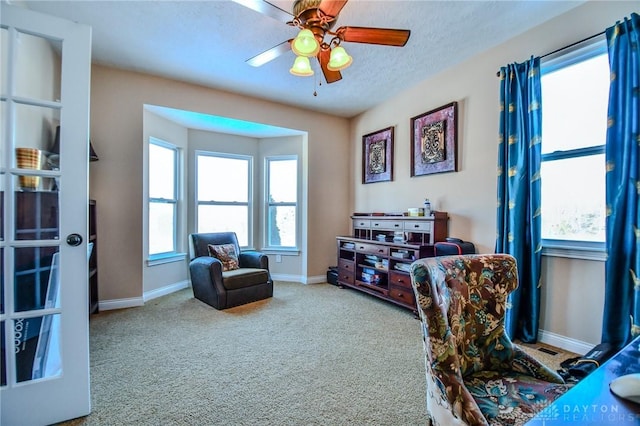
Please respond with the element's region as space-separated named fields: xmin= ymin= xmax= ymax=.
xmin=246 ymin=40 xmax=292 ymax=67
xmin=337 ymin=26 xmax=411 ymax=46
xmin=232 ymin=0 xmax=293 ymax=23
xmin=318 ymin=49 xmax=342 ymax=84
xmin=318 ymin=0 xmax=349 ymax=18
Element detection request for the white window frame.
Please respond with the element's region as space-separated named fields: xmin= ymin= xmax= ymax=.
xmin=540 ymin=36 xmax=608 ymax=261
xmin=195 ymin=151 xmax=253 ymax=249
xmin=148 ymin=137 xmax=181 ymax=263
xmin=263 ymin=155 xmax=299 ymax=252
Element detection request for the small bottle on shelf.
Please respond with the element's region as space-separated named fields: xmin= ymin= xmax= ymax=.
xmin=424 ymin=199 xmax=432 ymax=217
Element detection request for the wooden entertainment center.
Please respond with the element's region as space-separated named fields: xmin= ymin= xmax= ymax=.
xmin=336 ymin=212 xmax=448 ymax=312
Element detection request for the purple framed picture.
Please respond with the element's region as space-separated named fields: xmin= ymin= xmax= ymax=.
xmin=362 ymin=126 xmax=394 ymax=184
xmin=410 ymin=102 xmax=458 ymax=176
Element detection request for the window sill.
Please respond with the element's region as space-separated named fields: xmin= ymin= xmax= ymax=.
xmin=261 ymin=248 xmax=300 ymax=256
xmin=541 ymin=244 xmax=606 ymax=261
xmin=147 ymin=252 xmax=187 ymax=266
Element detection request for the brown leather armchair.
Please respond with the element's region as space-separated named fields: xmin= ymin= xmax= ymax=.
xmin=188 ymin=232 xmax=273 ymax=309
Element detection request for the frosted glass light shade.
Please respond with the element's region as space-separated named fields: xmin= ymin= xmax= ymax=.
xmin=291 ymin=29 xmax=320 ymax=57
xmin=290 ymin=56 xmax=314 ymax=76
xmin=327 ymin=46 xmax=352 ymax=71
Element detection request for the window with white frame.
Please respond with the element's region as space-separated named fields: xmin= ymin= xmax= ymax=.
xmin=148 ymin=138 xmax=179 ymax=257
xmin=265 ymin=156 xmax=298 ymax=249
xmin=196 ymin=152 xmax=252 ymax=247
xmin=540 ymin=38 xmax=609 ymax=255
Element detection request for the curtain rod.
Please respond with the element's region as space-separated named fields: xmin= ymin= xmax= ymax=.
xmin=495 ymin=30 xmax=606 ymax=77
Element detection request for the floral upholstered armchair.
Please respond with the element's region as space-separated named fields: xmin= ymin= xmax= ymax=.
xmin=410 ymin=254 xmax=571 ymax=426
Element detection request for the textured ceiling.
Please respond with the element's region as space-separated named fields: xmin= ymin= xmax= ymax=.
xmin=21 ymin=0 xmax=584 ymax=120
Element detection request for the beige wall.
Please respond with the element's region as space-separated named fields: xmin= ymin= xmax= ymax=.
xmin=90 ymin=66 xmax=350 ymax=302
xmin=142 ymin=110 xmax=189 ymax=295
xmin=350 ymin=1 xmax=633 ymax=348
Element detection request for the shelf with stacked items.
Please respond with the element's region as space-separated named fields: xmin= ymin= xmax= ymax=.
xmin=336 ymin=211 xmax=449 ymax=312
xmin=357 ymin=251 xmax=389 ymax=294
xmin=351 ymin=211 xmax=448 ymax=245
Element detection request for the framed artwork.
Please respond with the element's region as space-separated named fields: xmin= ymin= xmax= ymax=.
xmin=410 ymin=102 xmax=458 ymax=176
xmin=362 ymin=126 xmax=394 ymax=184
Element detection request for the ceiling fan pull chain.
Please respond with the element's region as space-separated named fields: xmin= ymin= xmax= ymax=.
xmin=313 ymin=64 xmax=318 ymax=96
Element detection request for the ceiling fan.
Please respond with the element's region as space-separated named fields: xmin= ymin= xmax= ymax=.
xmin=234 ymin=0 xmax=411 ymax=84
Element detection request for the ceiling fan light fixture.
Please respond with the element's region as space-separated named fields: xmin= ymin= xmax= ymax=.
xmin=291 ymin=28 xmax=320 ymax=57
xmin=327 ymin=46 xmax=353 ymax=71
xmin=290 ymin=55 xmax=314 ymax=76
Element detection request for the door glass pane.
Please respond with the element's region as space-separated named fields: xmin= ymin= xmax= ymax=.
xmin=14 ymin=103 xmax=58 ymax=170
xmin=15 ymin=191 xmax=59 ymax=240
xmin=1 ymin=27 xmax=8 ymax=96
xmin=268 ymin=205 xmax=296 ymax=246
xmin=14 ymin=246 xmax=59 ymax=312
xmin=13 ymin=172 xmax=57 ymax=193
xmin=149 ymin=202 xmax=175 ymax=255
xmin=1 ymin=321 xmax=6 ymax=386
xmin=1 ymin=181 xmax=3 ymax=250
xmin=1 ymin=247 xmax=4 ymax=314
xmin=1 ymin=99 xmax=6 ymax=166
xmin=1 ymin=100 xmax=4 ymax=242
xmin=198 ymin=205 xmax=248 ymax=246
xmin=0 ymin=247 xmax=4 ymax=314
xmin=15 ymin=31 xmax=61 ymax=102
xmin=1 ymin=100 xmax=6 ymax=165
xmin=14 ymin=314 xmax=62 ymax=382
xmin=1 ymin=100 xmax=6 ymax=243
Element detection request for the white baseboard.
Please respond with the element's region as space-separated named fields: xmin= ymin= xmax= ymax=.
xmin=538 ymin=329 xmax=594 ymax=355
xmin=98 ymin=276 xmax=330 ymax=311
xmin=99 ymin=297 xmax=144 ymax=311
xmin=271 ymin=273 xmax=302 ymax=283
xmin=271 ymin=274 xmax=326 ymax=284
xmin=99 ymin=280 xmax=189 ymax=311
xmin=305 ymin=275 xmax=327 ymax=284
xmin=143 ymin=280 xmax=190 ymax=302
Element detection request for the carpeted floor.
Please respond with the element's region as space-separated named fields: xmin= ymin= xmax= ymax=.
xmin=57 ymin=281 xmax=577 ymax=426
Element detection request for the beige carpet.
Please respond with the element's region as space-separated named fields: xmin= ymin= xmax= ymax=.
xmin=58 ymin=282 xmax=576 ymax=426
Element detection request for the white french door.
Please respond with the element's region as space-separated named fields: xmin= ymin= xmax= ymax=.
xmin=1 ymin=4 xmax=92 ymax=425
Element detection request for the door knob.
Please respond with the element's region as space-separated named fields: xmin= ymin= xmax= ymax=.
xmin=66 ymin=233 xmax=83 ymax=246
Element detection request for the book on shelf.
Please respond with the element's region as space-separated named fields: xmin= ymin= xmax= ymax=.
xmin=394 ymin=263 xmax=412 ymax=273
xmin=391 ymin=251 xmax=410 ymax=259
xmin=361 ymin=268 xmax=382 ymax=284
